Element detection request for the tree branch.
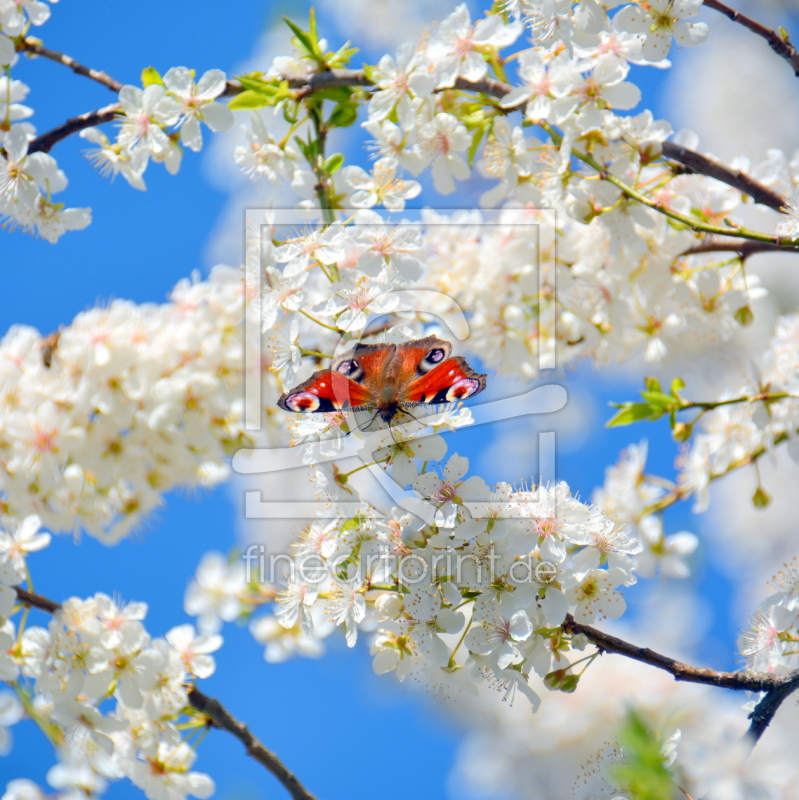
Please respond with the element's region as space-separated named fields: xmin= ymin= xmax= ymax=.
xmin=18 ymin=37 xmax=123 ymax=92
xmin=661 ymin=141 xmax=786 ymax=213
xmin=187 ymin=687 xmax=319 ymax=800
xmin=22 ymin=57 xmax=789 ymax=220
xmin=564 ymin=614 xmax=775 ymax=690
xmin=747 ymin=671 xmax=799 ymax=740
xmin=28 ymin=102 xmax=121 ymax=154
xmin=14 ymin=585 xmax=62 ymax=614
xmin=562 ymin=614 xmax=799 ymax=742
xmin=12 ymin=586 xmax=318 ymax=799
xmin=703 ymin=0 xmax=799 ymax=77
xmin=681 ymin=239 xmax=799 ymax=258
xmin=226 ymin=72 xmax=789 ymax=216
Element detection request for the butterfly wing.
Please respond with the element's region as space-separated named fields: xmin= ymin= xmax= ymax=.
xmin=401 ymin=356 xmax=486 ymax=406
xmin=278 ymin=336 xmax=485 ymax=416
xmin=278 ymin=342 xmax=397 ymax=414
xmin=278 ymin=368 xmax=375 ymax=413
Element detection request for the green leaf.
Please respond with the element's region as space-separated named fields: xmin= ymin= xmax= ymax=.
xmin=328 ymin=42 xmax=359 ymax=69
xmin=328 ymin=101 xmax=359 ymax=128
xmin=309 ymin=6 xmax=318 ymax=43
xmin=639 ymin=391 xmax=676 ymax=410
xmin=669 ymin=377 xmax=686 ymax=397
xmin=314 ymin=86 xmax=355 ymax=103
xmin=606 ymin=402 xmax=663 ymax=427
xmin=322 ymin=153 xmax=345 ymax=174
xmin=228 ymin=90 xmax=272 ymax=110
xmin=282 ymin=15 xmax=317 ymax=57
xmin=141 ymin=66 xmax=164 ymax=87
xmin=467 ymin=125 xmax=487 ymax=167
xmin=341 ymin=514 xmax=368 ymax=532
xmin=294 ymin=134 xmax=318 ymax=163
xmin=643 ymin=376 xmax=662 ymax=394
xmin=612 ymin=710 xmax=675 ymax=800
xmin=236 ymin=75 xmax=281 ymax=94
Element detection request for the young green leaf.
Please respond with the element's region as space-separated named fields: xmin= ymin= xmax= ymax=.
xmin=228 ymin=90 xmax=272 ymax=110
xmin=612 ymin=710 xmax=675 ymax=800
xmin=322 ymin=153 xmax=345 ymax=174
xmin=141 ymin=66 xmax=164 ymax=87
xmin=328 ymin=101 xmax=359 ymax=128
xmin=607 ymin=402 xmax=663 ymax=427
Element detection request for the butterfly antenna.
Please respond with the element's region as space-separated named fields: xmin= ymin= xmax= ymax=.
xmin=347 ymin=412 xmax=373 ymax=434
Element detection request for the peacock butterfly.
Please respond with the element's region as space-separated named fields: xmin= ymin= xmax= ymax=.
xmin=278 ymin=335 xmax=486 ymax=425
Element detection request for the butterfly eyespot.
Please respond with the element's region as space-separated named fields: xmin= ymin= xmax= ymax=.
xmin=285 ymin=392 xmax=321 ymax=412
xmin=419 ymin=347 xmax=447 ymax=373
xmin=445 ymin=378 xmax=481 ymax=402
xmin=335 ymin=358 xmax=365 ymax=382
xmin=336 ymin=359 xmax=359 ymax=374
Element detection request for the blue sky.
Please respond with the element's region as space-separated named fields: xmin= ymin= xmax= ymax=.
xmin=2 ymin=2 xmax=738 ymax=799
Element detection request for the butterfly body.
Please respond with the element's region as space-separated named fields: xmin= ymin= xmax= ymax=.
xmin=278 ymin=335 xmax=486 ymax=425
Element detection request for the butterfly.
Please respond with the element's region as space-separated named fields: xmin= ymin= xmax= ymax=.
xmin=278 ymin=335 xmax=486 ymax=426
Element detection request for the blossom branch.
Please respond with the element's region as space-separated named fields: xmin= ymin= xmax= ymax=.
xmin=12 ymin=586 xmax=318 ymax=800
xmin=681 ymin=239 xmax=799 ymax=257
xmin=661 ymin=141 xmax=786 ymax=213
xmin=545 ymin=124 xmax=795 ymax=245
xmin=564 ymin=614 xmax=775 ymax=691
xmin=562 ymin=614 xmax=799 ymax=742
xmin=28 ymin=102 xmax=121 ymax=154
xmin=186 ymin=687 xmax=319 ymax=800
xmin=17 ymin=37 xmax=124 ymax=92
xmin=25 ymin=54 xmax=788 ymax=226
xmin=703 ymin=0 xmax=799 ymax=77
xmin=242 ymin=71 xmax=788 ymax=215
xmin=14 ymin=585 xmax=62 ymax=614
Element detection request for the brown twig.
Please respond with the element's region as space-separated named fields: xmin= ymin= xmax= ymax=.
xmin=18 ymin=37 xmax=123 ymax=92
xmin=187 ymin=687 xmax=319 ymax=800
xmin=14 ymin=585 xmax=62 ymax=614
xmin=747 ymin=671 xmax=799 ymax=740
xmin=681 ymin=239 xmax=799 ymax=258
xmin=564 ymin=615 xmax=775 ymax=690
xmin=13 ymin=587 xmax=318 ymax=799
xmin=563 ymin=614 xmax=799 ymax=742
xmin=28 ymin=102 xmax=121 ymax=154
xmin=661 ymin=141 xmax=786 ymax=213
xmin=703 ymin=0 xmax=799 ymax=77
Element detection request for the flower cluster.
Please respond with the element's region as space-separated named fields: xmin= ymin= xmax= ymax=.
xmin=1 ymin=27 xmax=235 ymax=242
xmin=678 ymin=313 xmax=799 ymax=512
xmin=510 ymin=0 xmax=708 ymax=60
xmin=739 ymin=559 xmax=799 ymax=675
xmin=85 ymin=68 xmax=234 ymax=190
xmin=0 ymin=513 xmax=219 ymax=800
xmin=0 ymin=266 xmax=265 ymax=543
xmin=449 ymin=614 xmax=799 ymax=800
xmin=14 ymin=598 xmax=219 ymax=800
xmin=226 ymin=3 xmax=766 ymax=376
xmin=0 ymin=3 xmax=91 ymax=241
xmin=593 ymin=441 xmax=698 ymax=579
xmin=211 ymin=447 xmax=643 ymax=711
